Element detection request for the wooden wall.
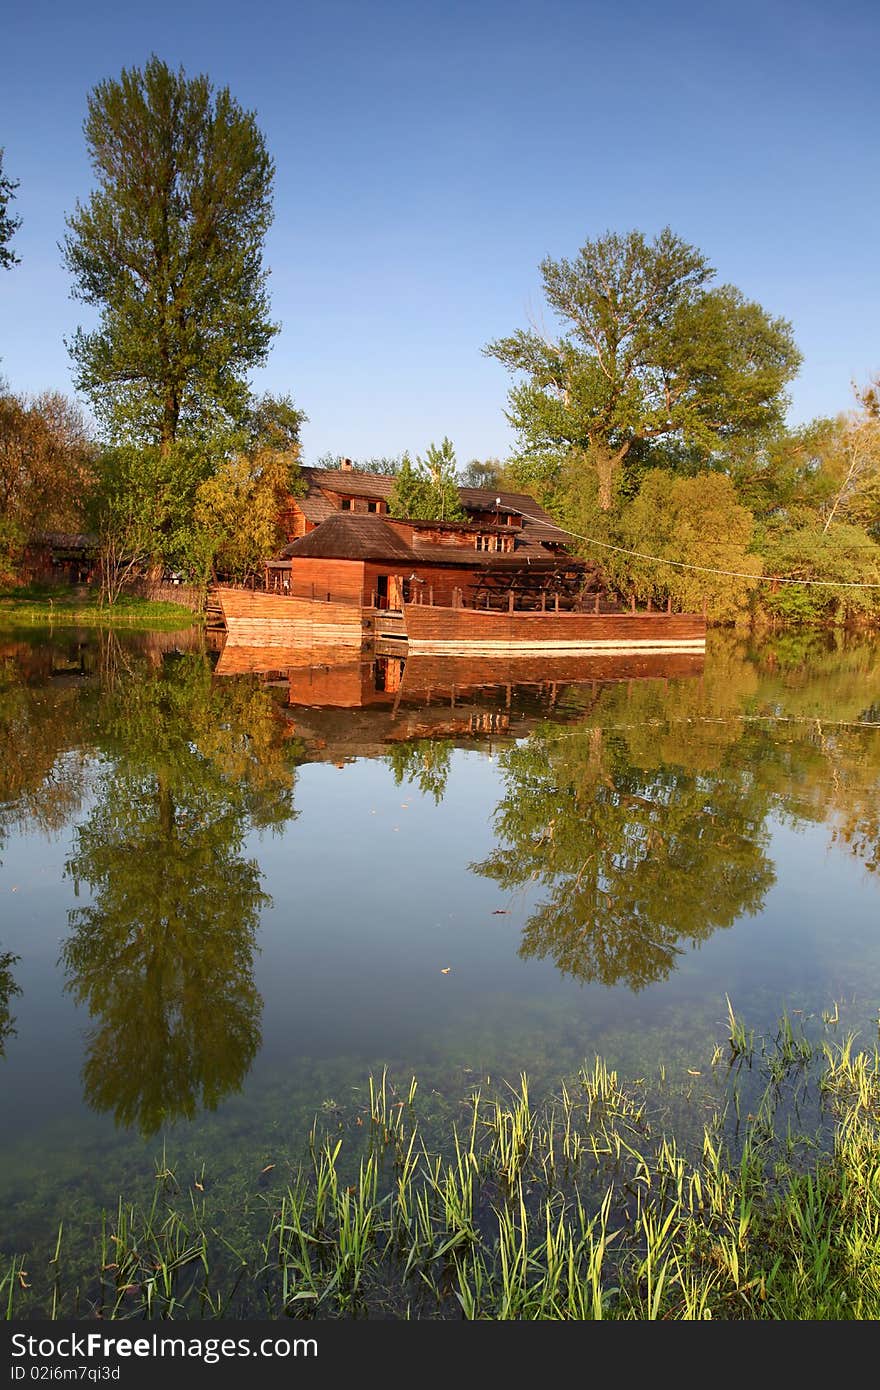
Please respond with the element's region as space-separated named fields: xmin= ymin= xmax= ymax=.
xmin=362 ymin=561 xmax=484 ymax=608
xmin=277 ymin=558 xmax=367 ymax=604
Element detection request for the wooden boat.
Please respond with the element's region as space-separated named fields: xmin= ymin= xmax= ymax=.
xmin=214 ymin=586 xmax=369 ymax=648
xmin=214 ymin=585 xmax=706 ymax=656
xmin=401 ymin=602 xmax=706 ymax=656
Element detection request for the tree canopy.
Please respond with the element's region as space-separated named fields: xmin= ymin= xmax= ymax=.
xmin=0 ymin=388 xmax=95 ymax=578
xmin=485 ymin=227 xmax=801 ymax=509
xmin=194 ymin=393 xmax=306 ymax=583
xmin=62 ymin=56 xmax=277 ymax=450
xmin=389 ymin=438 xmax=466 ymax=521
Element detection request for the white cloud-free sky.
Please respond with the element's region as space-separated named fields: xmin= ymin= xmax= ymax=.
xmin=1 ymin=0 xmax=877 ymax=464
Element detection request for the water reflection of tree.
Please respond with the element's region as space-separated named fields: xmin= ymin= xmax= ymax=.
xmin=472 ymin=635 xmax=880 ymax=990
xmin=472 ymin=717 xmax=777 ymax=990
xmin=384 ymin=739 xmax=454 ymax=804
xmin=61 ymin=649 xmax=303 ymax=1134
xmin=0 ymin=949 xmax=21 ymax=1057
xmin=0 ymin=639 xmax=92 ymax=860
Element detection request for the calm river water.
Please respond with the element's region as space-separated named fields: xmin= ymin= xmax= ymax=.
xmin=1 ymin=624 xmax=879 ymax=1275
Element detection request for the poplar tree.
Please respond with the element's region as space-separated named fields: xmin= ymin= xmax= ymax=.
xmin=62 ymin=56 xmax=277 ymax=450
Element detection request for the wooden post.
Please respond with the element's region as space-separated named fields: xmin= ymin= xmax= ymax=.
xmin=541 ymin=592 xmax=546 ymax=611
xmin=594 ymin=592 xmax=600 ymax=614
xmin=429 ymin=585 xmax=434 ymax=606
xmin=508 ymin=590 xmax=515 ymax=613
xmin=630 ymin=594 xmax=636 ymax=614
xmin=667 ymin=595 xmax=672 ymax=614
xmin=647 ymin=595 xmax=652 ymax=612
xmin=555 ymin=594 xmax=560 ymax=613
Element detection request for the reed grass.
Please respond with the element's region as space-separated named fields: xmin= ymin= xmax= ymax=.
xmin=5 ymin=1011 xmax=880 ymax=1320
xmin=0 ymin=585 xmax=197 ymax=630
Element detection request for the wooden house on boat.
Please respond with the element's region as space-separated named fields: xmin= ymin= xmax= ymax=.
xmin=214 ymin=466 xmax=707 ymax=656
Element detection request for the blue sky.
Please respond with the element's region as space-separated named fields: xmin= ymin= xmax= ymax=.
xmin=1 ymin=0 xmax=877 ymax=466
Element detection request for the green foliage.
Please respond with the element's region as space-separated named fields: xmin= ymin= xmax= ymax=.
xmin=0 ymin=149 xmax=20 ymax=270
xmin=86 ymin=391 xmax=305 ymax=595
xmin=615 ymin=470 xmax=761 ymax=622
xmin=458 ymin=457 xmax=507 ymax=490
xmin=388 ymin=438 xmax=466 ymax=521
xmin=194 ymin=446 xmax=299 ymax=582
xmin=86 ymin=442 xmax=211 ymax=601
xmin=756 ymin=519 xmax=880 ymax=625
xmin=246 ymin=393 xmax=306 ymax=471
xmin=62 ymin=55 xmax=277 ymax=448
xmin=486 ymin=226 xmax=801 ymax=509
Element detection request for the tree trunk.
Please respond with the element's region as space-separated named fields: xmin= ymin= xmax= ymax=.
xmin=592 ymin=443 xmax=629 ymax=511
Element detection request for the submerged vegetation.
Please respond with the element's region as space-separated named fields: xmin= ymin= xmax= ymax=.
xmin=4 ymin=1010 xmax=880 ymax=1320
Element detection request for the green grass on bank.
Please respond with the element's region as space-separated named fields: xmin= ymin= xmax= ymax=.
xmin=0 ymin=585 xmax=199 ymax=631
xmin=4 ymin=1007 xmax=880 ymax=1321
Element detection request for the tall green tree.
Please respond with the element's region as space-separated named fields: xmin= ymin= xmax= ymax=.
xmin=389 ymin=438 xmax=466 ymax=521
xmin=485 ymin=227 xmax=801 ymax=509
xmin=0 ymin=148 xmax=20 ymax=270
xmin=62 ymin=56 xmax=277 ymax=450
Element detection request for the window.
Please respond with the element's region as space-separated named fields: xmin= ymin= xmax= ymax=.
xmin=340 ymin=498 xmax=352 ymax=510
xmin=368 ymin=500 xmax=379 ymax=513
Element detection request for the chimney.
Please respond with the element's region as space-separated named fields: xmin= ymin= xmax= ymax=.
xmin=340 ymin=457 xmax=353 ymax=471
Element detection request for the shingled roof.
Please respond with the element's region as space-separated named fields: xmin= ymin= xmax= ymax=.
xmin=456 ymin=488 xmax=568 ymax=541
xmin=292 ymin=467 xmax=570 ymax=549
xmin=279 ymin=513 xmax=414 ymax=562
xmin=300 ymin=467 xmax=395 ymax=501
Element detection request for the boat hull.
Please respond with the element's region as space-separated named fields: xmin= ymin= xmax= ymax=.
xmin=213 ymin=588 xmax=706 ymax=657
xmin=402 ymin=604 xmax=706 ymax=656
xmin=215 ymin=587 xmax=368 ymax=649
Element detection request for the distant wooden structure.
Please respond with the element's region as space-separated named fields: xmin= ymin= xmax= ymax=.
xmin=19 ymin=532 xmax=98 ymax=585
xmin=215 ymin=503 xmax=706 ymax=656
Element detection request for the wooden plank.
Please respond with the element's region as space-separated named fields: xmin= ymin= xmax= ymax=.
xmin=402 ymin=603 xmax=706 ymax=654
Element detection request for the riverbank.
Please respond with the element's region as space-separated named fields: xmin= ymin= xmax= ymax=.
xmin=0 ymin=585 xmax=199 ymax=631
